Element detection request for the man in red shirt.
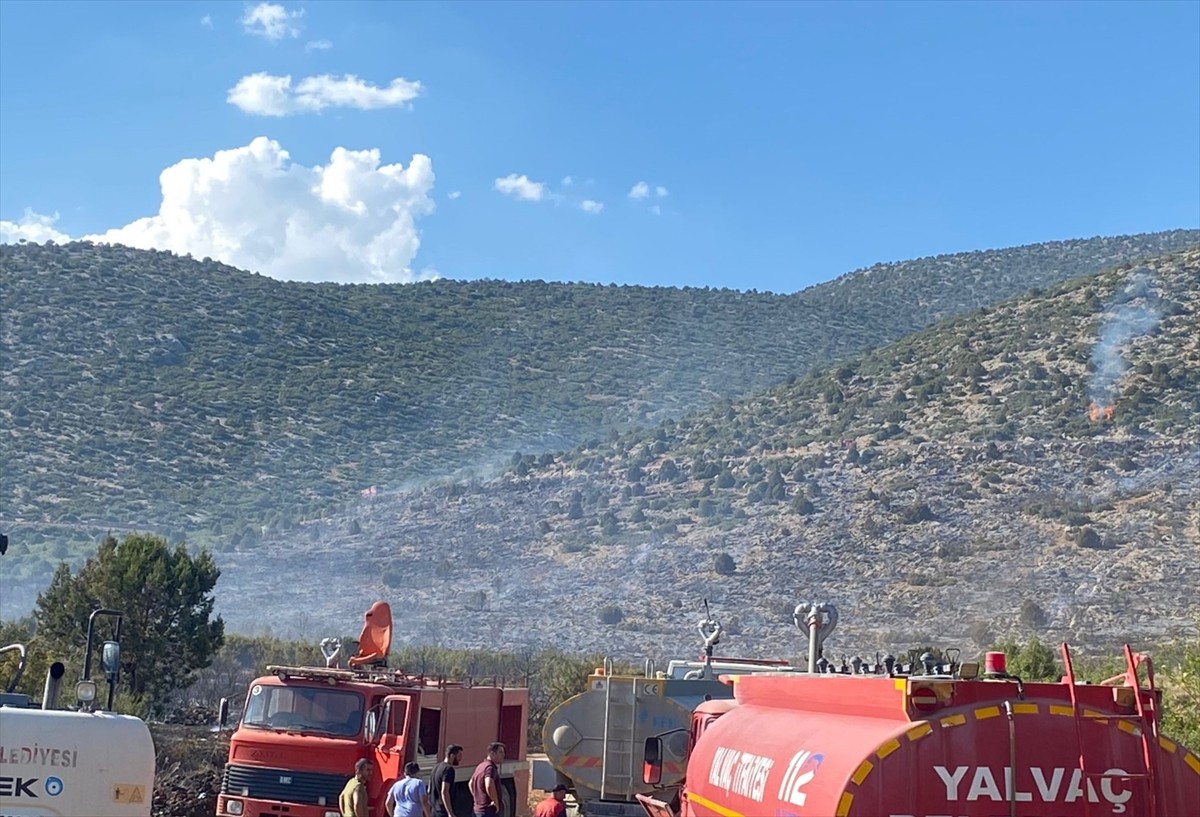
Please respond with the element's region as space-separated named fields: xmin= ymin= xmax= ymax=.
xmin=532 ymin=784 xmax=568 ymax=817
xmin=469 ymin=742 xmax=505 ymax=817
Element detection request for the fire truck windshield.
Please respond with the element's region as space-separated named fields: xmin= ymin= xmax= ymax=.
xmin=242 ymin=684 xmax=365 ymax=737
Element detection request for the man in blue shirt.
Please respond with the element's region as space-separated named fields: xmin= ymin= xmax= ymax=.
xmin=386 ymin=762 xmax=431 ymax=817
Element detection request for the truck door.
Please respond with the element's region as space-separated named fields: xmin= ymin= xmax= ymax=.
xmin=373 ymin=694 xmax=413 ymax=788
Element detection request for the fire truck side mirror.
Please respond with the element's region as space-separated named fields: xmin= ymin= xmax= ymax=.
xmin=219 ymin=697 xmax=230 ymax=730
xmin=643 ymin=737 xmax=664 ymax=786
xmin=366 ymin=708 xmax=380 ymax=741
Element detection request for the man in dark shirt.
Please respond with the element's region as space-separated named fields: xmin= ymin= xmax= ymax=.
xmin=430 ymin=743 xmax=463 ymax=817
xmin=468 ymin=742 xmax=505 ymax=817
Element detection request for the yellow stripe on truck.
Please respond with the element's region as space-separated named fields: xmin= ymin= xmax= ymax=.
xmin=906 ymin=723 xmax=933 ymax=742
xmin=875 ymin=738 xmax=901 ymax=759
xmin=851 ymin=759 xmax=873 ymax=785
xmin=688 ymin=792 xmax=745 ymax=817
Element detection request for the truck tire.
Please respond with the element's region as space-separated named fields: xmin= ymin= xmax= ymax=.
xmin=447 ymin=778 xmax=516 ymax=817
xmin=501 ymin=777 xmax=518 ymax=817
xmin=451 ymin=780 xmax=474 ymax=817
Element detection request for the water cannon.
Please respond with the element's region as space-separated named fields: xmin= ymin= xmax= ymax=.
xmin=687 ymin=599 xmax=724 ymax=680
xmin=793 ymin=601 xmax=839 ymax=673
xmin=320 ymin=637 xmax=343 ymax=668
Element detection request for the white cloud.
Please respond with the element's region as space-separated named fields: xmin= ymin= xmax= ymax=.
xmin=561 ymin=175 xmax=574 ymax=187
xmin=200 ymin=15 xmax=213 ymax=28
xmin=630 ymin=181 xmax=669 ymax=201
xmin=82 ymin=137 xmax=436 ymax=284
xmin=447 ymin=191 xmax=461 ymax=200
xmin=494 ymin=174 xmax=547 ymax=202
xmin=0 ymin=209 xmax=71 ymax=244
xmin=242 ymin=2 xmax=304 ymax=41
xmin=580 ymin=200 xmax=604 ymax=215
xmin=649 ymin=205 xmax=662 ymax=216
xmin=228 ymin=73 xmax=422 ymax=116
xmin=305 ymin=39 xmax=332 ymax=52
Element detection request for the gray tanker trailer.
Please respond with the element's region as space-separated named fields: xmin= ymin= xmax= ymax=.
xmin=541 ymin=609 xmax=828 ymax=816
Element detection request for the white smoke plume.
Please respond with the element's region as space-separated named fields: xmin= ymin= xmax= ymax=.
xmin=1087 ymin=270 xmax=1160 ymax=408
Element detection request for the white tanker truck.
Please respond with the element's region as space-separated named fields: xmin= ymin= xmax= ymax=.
xmin=0 ymin=609 xmax=156 ymax=817
xmin=540 ymin=606 xmax=828 ymax=817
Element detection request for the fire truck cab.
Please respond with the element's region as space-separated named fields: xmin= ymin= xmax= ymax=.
xmin=217 ymin=604 xmax=529 ymax=817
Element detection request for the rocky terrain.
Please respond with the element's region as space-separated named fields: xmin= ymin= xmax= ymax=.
xmin=220 ymin=435 xmax=1199 ymax=660
xmin=3 ymin=230 xmax=1198 ymax=623
xmin=2 ymin=240 xmax=1197 ymax=663
xmin=214 ymin=249 xmax=1200 ymax=660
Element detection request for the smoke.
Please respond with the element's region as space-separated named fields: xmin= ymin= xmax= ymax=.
xmin=1087 ymin=270 xmax=1160 ymax=408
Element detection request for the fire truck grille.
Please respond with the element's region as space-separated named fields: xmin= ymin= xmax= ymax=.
xmin=221 ymin=763 xmax=346 ymax=805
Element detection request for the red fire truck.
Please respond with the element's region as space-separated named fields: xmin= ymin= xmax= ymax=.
xmin=216 ymin=603 xmax=529 ymax=817
xmin=638 ymin=643 xmax=1200 ymax=817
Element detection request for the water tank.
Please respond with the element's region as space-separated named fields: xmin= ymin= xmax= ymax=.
xmin=544 ymin=673 xmax=731 ymax=805
xmin=683 ymin=673 xmax=1200 ymax=817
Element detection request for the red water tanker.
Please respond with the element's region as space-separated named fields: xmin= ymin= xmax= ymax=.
xmin=639 ymin=644 xmax=1200 ymax=817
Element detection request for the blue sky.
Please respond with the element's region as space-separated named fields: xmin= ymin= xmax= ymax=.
xmin=1 ymin=0 xmax=1197 ymax=291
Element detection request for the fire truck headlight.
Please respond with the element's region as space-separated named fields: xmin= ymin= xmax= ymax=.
xmin=225 ymin=799 xmax=244 ymax=815
xmin=324 ymin=811 xmax=340 ymax=817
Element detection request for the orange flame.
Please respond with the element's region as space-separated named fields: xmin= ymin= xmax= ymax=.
xmin=1088 ymin=402 xmax=1114 ymax=423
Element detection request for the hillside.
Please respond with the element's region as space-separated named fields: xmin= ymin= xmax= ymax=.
xmin=211 ymin=248 xmax=1200 ymax=658
xmin=1 ymin=231 xmax=1197 ymax=619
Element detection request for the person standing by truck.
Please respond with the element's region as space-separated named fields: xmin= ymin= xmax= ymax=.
xmin=532 ymin=784 xmax=568 ymax=817
xmin=386 ymin=761 xmax=431 ymax=817
xmin=431 ymin=743 xmax=464 ymax=817
xmin=340 ymin=758 xmax=372 ymax=817
xmin=469 ymin=742 xmax=505 ymax=817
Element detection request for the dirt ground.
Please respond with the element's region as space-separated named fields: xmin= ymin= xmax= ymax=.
xmin=149 ymin=713 xmax=229 ymax=817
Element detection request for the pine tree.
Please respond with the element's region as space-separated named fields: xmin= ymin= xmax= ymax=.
xmin=33 ymin=532 xmax=224 ymax=715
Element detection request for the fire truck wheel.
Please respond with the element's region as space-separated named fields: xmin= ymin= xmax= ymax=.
xmin=451 ymin=781 xmax=474 ymax=817
xmin=501 ymin=778 xmax=518 ymax=817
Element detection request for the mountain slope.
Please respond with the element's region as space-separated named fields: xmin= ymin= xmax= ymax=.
xmin=208 ymin=248 xmax=1200 ymax=657
xmin=1 ymin=231 xmax=1197 ymax=619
